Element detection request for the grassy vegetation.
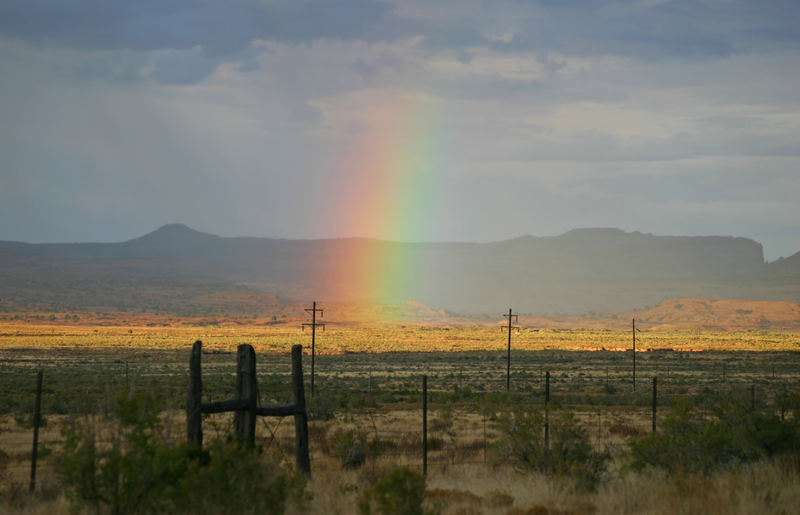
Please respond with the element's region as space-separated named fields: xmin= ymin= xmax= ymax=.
xmin=2 ymin=318 xmax=799 ymax=352
xmin=1 ymin=321 xmax=799 ymax=513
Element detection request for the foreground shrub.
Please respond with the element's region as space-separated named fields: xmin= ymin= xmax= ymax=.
xmin=491 ymin=405 xmax=608 ymax=490
xmin=626 ymin=398 xmax=800 ymax=475
xmin=177 ymin=439 xmax=305 ymax=515
xmin=334 ymin=428 xmax=368 ymax=468
xmin=358 ymin=468 xmax=426 ymax=515
xmin=58 ymin=390 xmax=305 ymax=514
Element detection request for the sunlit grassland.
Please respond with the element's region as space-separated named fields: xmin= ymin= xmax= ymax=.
xmin=2 ymin=321 xmax=797 ymax=418
xmin=1 ymin=321 xmax=798 ymax=353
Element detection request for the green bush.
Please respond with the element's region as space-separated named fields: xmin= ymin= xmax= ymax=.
xmin=490 ymin=405 xmax=608 ymax=490
xmin=177 ymin=439 xmax=306 ymax=515
xmin=626 ymin=398 xmax=800 ymax=475
xmin=357 ymin=468 xmax=426 ymax=515
xmin=58 ymin=389 xmax=305 ymax=514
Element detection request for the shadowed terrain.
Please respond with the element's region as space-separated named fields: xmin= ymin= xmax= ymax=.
xmin=1 ymin=224 xmax=799 ymax=317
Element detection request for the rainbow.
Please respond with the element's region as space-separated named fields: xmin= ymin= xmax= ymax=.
xmin=322 ymin=90 xmax=449 ymax=305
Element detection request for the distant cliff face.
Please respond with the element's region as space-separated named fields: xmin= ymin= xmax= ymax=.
xmin=0 ymin=225 xmax=795 ymax=315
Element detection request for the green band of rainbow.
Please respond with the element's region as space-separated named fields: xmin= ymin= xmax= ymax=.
xmin=322 ymin=92 xmax=449 ymax=305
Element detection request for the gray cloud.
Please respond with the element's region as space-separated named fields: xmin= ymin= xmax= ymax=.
xmin=151 ymin=47 xmax=221 ymax=85
xmin=1 ymin=0 xmax=799 ymax=261
xmin=3 ymin=0 xmax=798 ymax=87
xmin=492 ymin=0 xmax=800 ymax=60
xmin=0 ymin=0 xmax=393 ymax=51
xmin=0 ymin=0 xmax=393 ymax=84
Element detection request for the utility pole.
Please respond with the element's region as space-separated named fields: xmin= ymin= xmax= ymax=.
xmin=302 ymin=301 xmax=325 ymax=396
xmin=632 ymin=319 xmax=642 ymax=391
xmin=632 ymin=318 xmax=636 ymax=392
xmin=502 ymin=308 xmax=519 ymax=392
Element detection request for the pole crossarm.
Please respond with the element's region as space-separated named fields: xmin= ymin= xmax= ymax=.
xmin=302 ymin=303 xmax=324 ymax=327
xmin=201 ymin=398 xmax=250 ymax=414
xmin=501 ymin=311 xmax=519 ymax=329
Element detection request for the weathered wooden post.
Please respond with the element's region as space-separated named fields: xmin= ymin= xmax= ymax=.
xmin=291 ymin=345 xmax=311 ymax=477
xmin=29 ymin=370 xmax=43 ymax=492
xmin=187 ymin=341 xmax=311 ymax=476
xmin=234 ymin=344 xmax=258 ymax=441
xmin=187 ymin=340 xmax=203 ymax=445
xmin=544 ymin=370 xmax=550 ymax=449
xmin=652 ymin=377 xmax=657 ymax=433
xmin=422 ymin=375 xmax=428 ymax=477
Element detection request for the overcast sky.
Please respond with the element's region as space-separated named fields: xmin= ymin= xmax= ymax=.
xmin=1 ymin=0 xmax=799 ymax=260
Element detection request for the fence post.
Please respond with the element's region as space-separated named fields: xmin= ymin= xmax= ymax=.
xmin=544 ymin=371 xmax=550 ymax=450
xmin=29 ymin=370 xmax=43 ymax=493
xmin=781 ymin=383 xmax=787 ymax=421
xmin=187 ymin=341 xmax=203 ymax=445
xmin=750 ymin=384 xmax=755 ymax=411
xmin=422 ymin=375 xmax=428 ymax=477
xmin=652 ymin=377 xmax=657 ymax=433
xmin=483 ymin=414 xmax=487 ymax=463
xmin=234 ymin=344 xmax=257 ymax=442
xmin=291 ymin=345 xmax=311 ymax=477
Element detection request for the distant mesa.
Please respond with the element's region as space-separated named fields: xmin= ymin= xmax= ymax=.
xmin=118 ymin=224 xmax=223 ymax=258
xmin=127 ymin=223 xmax=216 ymax=244
xmin=558 ymin=227 xmax=630 ymax=240
xmin=0 ymin=225 xmax=798 ymax=317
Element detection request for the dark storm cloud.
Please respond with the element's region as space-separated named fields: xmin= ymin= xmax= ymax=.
xmin=0 ymin=0 xmax=393 ymax=83
xmin=419 ymin=24 xmax=486 ymax=62
xmin=150 ymin=47 xmax=221 ymax=85
xmin=2 ymin=0 xmax=798 ymax=87
xmin=0 ymin=0 xmax=392 ymax=51
xmin=493 ymin=0 xmax=800 ymax=59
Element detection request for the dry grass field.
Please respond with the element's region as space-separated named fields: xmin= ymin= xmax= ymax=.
xmin=2 ymin=318 xmax=799 ymax=513
xmin=2 ymin=315 xmax=799 ymax=352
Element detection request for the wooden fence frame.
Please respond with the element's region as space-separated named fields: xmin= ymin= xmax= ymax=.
xmin=186 ymin=341 xmax=311 ymax=476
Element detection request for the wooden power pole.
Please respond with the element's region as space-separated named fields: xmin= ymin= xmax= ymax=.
xmin=302 ymin=301 xmax=325 ymax=396
xmin=632 ymin=318 xmax=636 ymax=391
xmin=502 ymin=308 xmax=519 ymax=392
